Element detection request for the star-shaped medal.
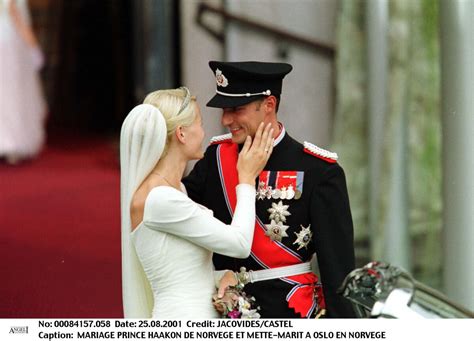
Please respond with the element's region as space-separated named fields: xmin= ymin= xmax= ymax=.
xmin=256 ymin=189 xmax=267 ymax=200
xmin=267 ymin=200 xmax=291 ymax=223
xmin=293 ymin=224 xmax=312 ymax=250
xmin=266 ymin=186 xmax=273 ymax=199
xmin=264 ymin=220 xmax=289 ymax=242
xmin=256 ymin=181 xmax=267 ymax=200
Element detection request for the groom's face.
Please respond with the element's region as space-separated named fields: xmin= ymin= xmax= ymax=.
xmin=221 ymin=99 xmax=266 ymax=144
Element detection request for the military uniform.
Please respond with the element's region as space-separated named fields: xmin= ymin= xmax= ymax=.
xmin=183 ymin=61 xmax=355 ymax=318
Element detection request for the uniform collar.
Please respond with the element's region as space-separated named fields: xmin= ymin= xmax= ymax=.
xmin=273 ymin=122 xmax=286 ymax=147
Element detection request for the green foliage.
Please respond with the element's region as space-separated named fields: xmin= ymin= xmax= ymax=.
xmin=334 ymin=0 xmax=441 ymax=289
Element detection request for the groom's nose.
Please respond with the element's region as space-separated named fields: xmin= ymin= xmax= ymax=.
xmin=221 ymin=111 xmax=233 ymax=127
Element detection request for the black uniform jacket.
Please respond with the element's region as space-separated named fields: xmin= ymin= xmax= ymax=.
xmin=183 ymin=131 xmax=355 ymax=318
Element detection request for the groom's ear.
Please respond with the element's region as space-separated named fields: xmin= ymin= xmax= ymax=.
xmin=264 ymin=96 xmax=277 ymax=114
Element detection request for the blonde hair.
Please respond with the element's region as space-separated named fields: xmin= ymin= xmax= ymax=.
xmin=119 ymin=87 xmax=196 ymax=317
xmin=120 ymin=103 xmax=165 ymax=317
xmin=143 ymin=87 xmax=196 ymax=155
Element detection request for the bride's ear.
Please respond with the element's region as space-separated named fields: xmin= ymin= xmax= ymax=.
xmin=175 ymin=126 xmax=186 ymax=144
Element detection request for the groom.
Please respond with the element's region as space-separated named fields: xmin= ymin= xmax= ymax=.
xmin=183 ymin=61 xmax=355 ymax=318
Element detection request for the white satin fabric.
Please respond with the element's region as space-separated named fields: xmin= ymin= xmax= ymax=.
xmin=131 ymin=184 xmax=256 ymax=319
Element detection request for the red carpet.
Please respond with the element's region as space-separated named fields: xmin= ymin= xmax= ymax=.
xmin=0 ymin=137 xmax=123 ymax=318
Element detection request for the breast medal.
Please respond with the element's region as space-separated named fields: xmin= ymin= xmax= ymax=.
xmin=257 ymin=181 xmax=267 ymax=200
xmin=257 ymin=170 xmax=304 ymax=201
xmin=264 ymin=220 xmax=289 ymax=242
xmin=286 ymin=185 xmax=295 ymax=200
xmin=293 ymin=224 xmax=312 ymax=250
xmin=267 ymin=200 xmax=291 ymax=223
xmin=266 ymin=186 xmax=273 ymax=199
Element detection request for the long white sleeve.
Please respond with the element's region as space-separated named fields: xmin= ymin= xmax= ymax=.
xmin=143 ymin=184 xmax=256 ymax=258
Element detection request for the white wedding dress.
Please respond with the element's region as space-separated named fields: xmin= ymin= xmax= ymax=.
xmin=0 ymin=0 xmax=46 ymax=159
xmin=131 ymin=184 xmax=255 ymax=319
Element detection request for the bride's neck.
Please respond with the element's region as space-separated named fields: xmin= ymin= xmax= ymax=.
xmin=151 ymin=149 xmax=187 ymax=188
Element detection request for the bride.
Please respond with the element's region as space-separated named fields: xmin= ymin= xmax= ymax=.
xmin=120 ymin=87 xmax=274 ymax=318
xmin=0 ymin=0 xmax=46 ymax=164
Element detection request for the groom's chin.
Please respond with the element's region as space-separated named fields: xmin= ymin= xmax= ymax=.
xmin=231 ymin=134 xmax=247 ymax=145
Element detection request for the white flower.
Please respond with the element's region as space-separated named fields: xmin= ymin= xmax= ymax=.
xmin=241 ymin=308 xmax=261 ymax=319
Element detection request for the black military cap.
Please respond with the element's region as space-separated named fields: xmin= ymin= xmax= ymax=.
xmin=206 ymin=61 xmax=293 ymax=108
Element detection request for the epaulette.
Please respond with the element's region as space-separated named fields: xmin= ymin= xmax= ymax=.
xmin=209 ymin=133 xmax=232 ymax=145
xmin=303 ymin=141 xmax=338 ymax=163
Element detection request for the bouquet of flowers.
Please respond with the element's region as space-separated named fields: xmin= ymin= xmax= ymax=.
xmin=213 ymin=286 xmax=261 ymax=319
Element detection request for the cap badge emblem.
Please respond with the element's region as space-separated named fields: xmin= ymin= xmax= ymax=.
xmin=215 ymin=68 xmax=228 ymax=87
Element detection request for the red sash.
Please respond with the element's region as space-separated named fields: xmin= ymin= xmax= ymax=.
xmin=217 ymin=142 xmax=325 ymax=317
